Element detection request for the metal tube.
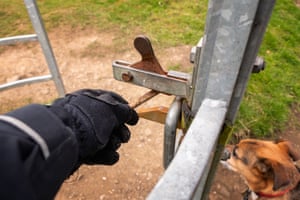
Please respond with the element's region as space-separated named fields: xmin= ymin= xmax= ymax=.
xmin=163 ymin=97 xmax=182 ymax=168
xmin=0 ymin=34 xmax=37 ymax=45
xmin=0 ymin=75 xmax=52 ymax=91
xmin=226 ymin=0 xmax=276 ymax=124
xmin=24 ymin=0 xmax=65 ymax=97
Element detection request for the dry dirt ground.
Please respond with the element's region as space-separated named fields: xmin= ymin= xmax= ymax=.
xmin=0 ymin=28 xmax=299 ymax=200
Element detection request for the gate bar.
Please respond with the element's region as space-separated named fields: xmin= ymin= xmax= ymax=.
xmin=148 ymin=99 xmax=227 ymax=199
xmin=0 ymin=34 xmax=38 ymax=45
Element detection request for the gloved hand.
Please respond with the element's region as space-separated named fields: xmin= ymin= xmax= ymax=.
xmin=48 ymin=89 xmax=139 ymax=165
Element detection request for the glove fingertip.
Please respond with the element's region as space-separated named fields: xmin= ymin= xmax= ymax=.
xmin=102 ymin=151 xmax=119 ymax=165
xmin=109 ymin=152 xmax=120 ymax=165
xmin=127 ymin=109 xmax=139 ymax=125
xmin=119 ymin=125 xmax=131 ymax=143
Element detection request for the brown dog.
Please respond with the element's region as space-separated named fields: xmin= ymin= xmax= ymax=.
xmin=221 ymin=139 xmax=300 ymax=200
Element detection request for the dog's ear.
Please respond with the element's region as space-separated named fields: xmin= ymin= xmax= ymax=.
xmin=268 ymin=160 xmax=291 ymax=191
xmin=255 ymin=159 xmax=291 ymax=191
xmin=276 ymin=140 xmax=300 ymax=161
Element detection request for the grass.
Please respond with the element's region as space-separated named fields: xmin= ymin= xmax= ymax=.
xmin=0 ymin=0 xmax=206 ymax=46
xmin=0 ymin=0 xmax=299 ymax=137
xmin=237 ymin=0 xmax=300 ymax=137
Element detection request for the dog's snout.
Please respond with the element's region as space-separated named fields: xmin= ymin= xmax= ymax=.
xmin=221 ymin=148 xmax=231 ymax=161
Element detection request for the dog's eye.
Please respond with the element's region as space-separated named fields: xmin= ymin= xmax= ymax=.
xmin=232 ymin=147 xmax=238 ymax=158
xmin=232 ymin=147 xmax=248 ymax=164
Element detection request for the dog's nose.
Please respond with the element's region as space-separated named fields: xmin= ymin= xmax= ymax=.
xmin=221 ymin=148 xmax=231 ymax=161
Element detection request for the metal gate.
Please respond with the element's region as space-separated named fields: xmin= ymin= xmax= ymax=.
xmin=113 ymin=0 xmax=276 ymax=199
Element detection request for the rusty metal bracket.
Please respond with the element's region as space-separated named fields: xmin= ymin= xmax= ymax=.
xmin=131 ymin=35 xmax=167 ymax=75
xmin=112 ymin=35 xmax=191 ymax=130
xmin=112 ymin=35 xmax=191 ymax=98
xmin=113 ymin=61 xmax=189 ymax=97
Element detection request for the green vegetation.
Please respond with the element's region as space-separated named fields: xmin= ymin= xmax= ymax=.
xmin=0 ymin=0 xmax=206 ymax=46
xmin=0 ymin=0 xmax=299 ymax=137
xmin=238 ymin=1 xmax=300 ymax=137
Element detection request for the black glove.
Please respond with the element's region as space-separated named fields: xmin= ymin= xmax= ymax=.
xmin=48 ymin=89 xmax=139 ymax=165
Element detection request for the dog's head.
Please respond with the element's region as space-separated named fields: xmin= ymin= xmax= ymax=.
xmin=222 ymin=139 xmax=300 ymax=196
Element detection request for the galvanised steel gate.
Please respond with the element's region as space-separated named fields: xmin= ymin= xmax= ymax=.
xmin=113 ymin=0 xmax=276 ymax=199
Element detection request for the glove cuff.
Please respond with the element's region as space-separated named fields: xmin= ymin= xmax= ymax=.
xmin=47 ymin=105 xmax=73 ymax=127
